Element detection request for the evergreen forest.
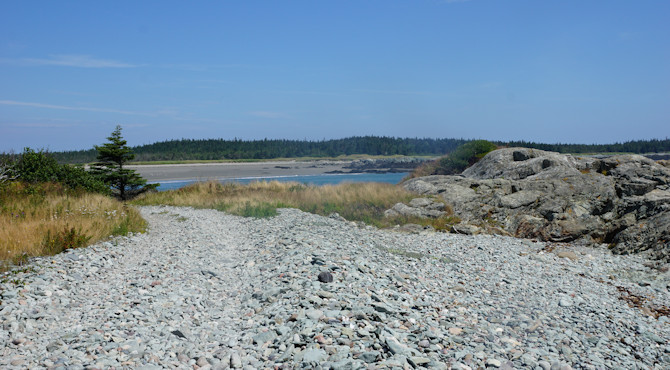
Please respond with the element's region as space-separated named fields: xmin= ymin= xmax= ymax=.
xmin=43 ymin=136 xmax=670 ymax=164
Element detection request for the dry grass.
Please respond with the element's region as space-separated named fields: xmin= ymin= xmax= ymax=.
xmin=0 ymin=182 xmax=146 ymax=269
xmin=404 ymin=158 xmax=440 ymax=180
xmin=134 ymin=180 xmax=458 ymax=229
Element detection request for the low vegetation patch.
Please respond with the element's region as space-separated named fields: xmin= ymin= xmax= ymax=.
xmin=134 ymin=180 xmax=458 ymax=229
xmin=0 ymin=182 xmax=146 ymax=271
xmin=0 ymin=128 xmax=161 ymax=270
xmin=3 ymin=148 xmax=110 ymax=194
xmin=408 ymin=140 xmax=498 ymax=179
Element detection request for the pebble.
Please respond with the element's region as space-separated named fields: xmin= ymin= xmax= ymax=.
xmin=0 ymin=205 xmax=668 ymax=368
xmin=486 ymin=358 xmax=502 ymax=367
xmin=318 ymin=271 xmax=334 ymax=283
xmin=559 ymin=297 xmax=573 ymax=307
xmin=230 ymin=352 xmax=242 ymax=368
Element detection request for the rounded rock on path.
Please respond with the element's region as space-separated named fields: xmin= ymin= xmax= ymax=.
xmin=486 ymin=358 xmax=502 ymax=368
xmin=448 ymin=327 xmax=464 ymax=335
xmin=302 ymin=348 xmax=327 ymax=363
xmin=556 ymin=251 xmax=578 ymax=261
xmin=196 ymin=357 xmax=210 ymax=367
xmin=230 ymin=352 xmax=242 ymax=368
xmin=318 ymin=271 xmax=334 ymax=283
xmin=559 ymin=297 xmax=573 ymax=307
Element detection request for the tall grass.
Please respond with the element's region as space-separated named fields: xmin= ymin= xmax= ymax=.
xmin=133 ymin=180 xmax=458 ymax=229
xmin=0 ymin=182 xmax=146 ymax=269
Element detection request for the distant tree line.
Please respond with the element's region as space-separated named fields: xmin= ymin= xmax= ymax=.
xmin=50 ymin=137 xmax=468 ymax=163
xmin=45 ymin=136 xmax=670 ymax=164
xmin=501 ymin=138 xmax=670 ymax=155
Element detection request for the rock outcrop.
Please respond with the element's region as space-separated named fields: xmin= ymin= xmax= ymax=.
xmin=384 ymin=197 xmax=447 ymax=219
xmin=399 ymin=148 xmax=670 ymax=261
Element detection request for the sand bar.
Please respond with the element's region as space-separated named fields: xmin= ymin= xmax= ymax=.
xmin=127 ymin=160 xmax=350 ymax=182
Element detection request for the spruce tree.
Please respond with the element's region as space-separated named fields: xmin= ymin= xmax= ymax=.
xmin=91 ymin=125 xmax=157 ymax=200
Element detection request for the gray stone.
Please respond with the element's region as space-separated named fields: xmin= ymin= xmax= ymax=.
xmin=358 ymin=351 xmax=379 ymax=363
xmin=1 ymin=290 xmax=17 ymax=299
xmin=451 ymin=224 xmax=481 ymax=235
xmin=559 ymin=297 xmax=573 ymax=307
xmin=302 ymin=348 xmax=327 ymax=363
xmin=371 ymin=302 xmax=394 ymax=314
xmin=230 ymin=352 xmax=242 ymax=368
xmin=252 ymin=330 xmax=276 ymax=345
xmin=486 ymin=358 xmax=502 ymax=368
xmin=408 ymin=356 xmax=431 ymax=366
xmin=318 ymin=271 xmax=334 ymax=283
xmin=305 ymin=309 xmax=323 ymax=321
xmin=385 ymin=336 xmax=410 ymax=355
xmin=329 ymin=359 xmax=356 ymax=370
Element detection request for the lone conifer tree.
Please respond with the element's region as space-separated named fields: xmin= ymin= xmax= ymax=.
xmin=91 ymin=125 xmax=157 ymax=200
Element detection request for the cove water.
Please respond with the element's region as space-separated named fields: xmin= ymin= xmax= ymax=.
xmin=153 ymin=172 xmax=409 ymax=191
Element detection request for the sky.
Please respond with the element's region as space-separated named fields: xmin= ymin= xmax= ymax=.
xmin=1 ymin=0 xmax=669 ymax=152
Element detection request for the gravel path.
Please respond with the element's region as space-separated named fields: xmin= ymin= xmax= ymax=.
xmin=1 ymin=206 xmax=669 ymax=369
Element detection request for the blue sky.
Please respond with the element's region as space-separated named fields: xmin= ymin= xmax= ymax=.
xmin=1 ymin=1 xmax=668 ymax=152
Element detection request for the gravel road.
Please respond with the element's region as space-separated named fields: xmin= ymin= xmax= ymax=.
xmin=1 ymin=206 xmax=669 ymax=369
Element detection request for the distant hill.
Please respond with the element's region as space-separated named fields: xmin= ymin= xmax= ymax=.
xmin=49 ymin=136 xmax=670 ymax=164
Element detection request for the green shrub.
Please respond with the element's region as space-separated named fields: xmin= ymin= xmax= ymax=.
xmin=435 ymin=140 xmax=498 ymax=174
xmin=13 ymin=148 xmax=61 ymax=183
xmin=10 ymin=148 xmax=109 ymax=194
xmin=409 ymin=140 xmax=498 ymax=177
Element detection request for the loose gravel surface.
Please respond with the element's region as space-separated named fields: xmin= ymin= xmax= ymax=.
xmin=1 ymin=206 xmax=669 ymax=369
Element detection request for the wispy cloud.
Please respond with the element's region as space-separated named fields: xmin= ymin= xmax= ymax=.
xmin=353 ymin=89 xmax=431 ymax=96
xmin=6 ymin=122 xmax=80 ymax=129
xmin=249 ymin=111 xmax=290 ymax=119
xmin=1 ymin=54 xmax=138 ymax=68
xmin=0 ymin=99 xmax=227 ymax=124
xmin=0 ymin=100 xmax=152 ymax=116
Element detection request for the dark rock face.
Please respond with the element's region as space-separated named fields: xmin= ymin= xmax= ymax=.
xmin=401 ymin=148 xmax=670 ymax=260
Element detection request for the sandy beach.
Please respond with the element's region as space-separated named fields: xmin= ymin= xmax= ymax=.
xmin=127 ymin=160 xmax=351 ymax=182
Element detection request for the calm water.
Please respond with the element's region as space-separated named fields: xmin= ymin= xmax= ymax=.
xmin=152 ymin=172 xmax=409 ymax=191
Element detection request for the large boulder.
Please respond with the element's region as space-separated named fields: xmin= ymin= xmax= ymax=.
xmin=462 ymin=147 xmax=586 ymax=180
xmin=400 ymin=148 xmax=670 ymax=261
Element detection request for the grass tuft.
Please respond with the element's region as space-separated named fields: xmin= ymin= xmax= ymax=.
xmin=238 ymin=201 xmax=281 ymax=218
xmin=42 ymin=227 xmax=91 ymax=255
